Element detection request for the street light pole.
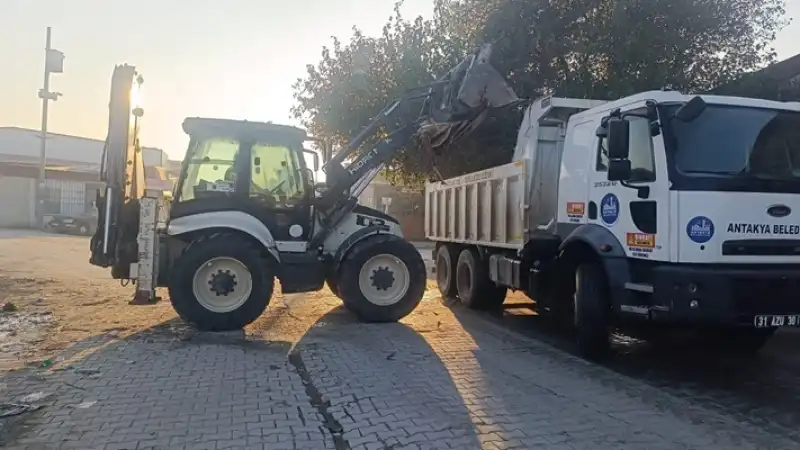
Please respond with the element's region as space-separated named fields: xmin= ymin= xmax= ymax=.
xmin=36 ymin=27 xmax=64 ymax=228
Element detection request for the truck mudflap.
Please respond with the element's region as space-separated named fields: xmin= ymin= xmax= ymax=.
xmin=646 ymin=263 xmax=800 ymax=327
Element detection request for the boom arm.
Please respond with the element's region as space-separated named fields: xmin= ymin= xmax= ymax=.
xmin=317 ymin=43 xmax=520 ymax=209
xmin=89 ymin=65 xmax=146 ymax=278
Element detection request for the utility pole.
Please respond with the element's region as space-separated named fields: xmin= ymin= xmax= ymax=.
xmin=36 ymin=27 xmax=65 ymax=228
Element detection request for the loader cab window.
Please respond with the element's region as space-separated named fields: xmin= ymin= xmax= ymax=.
xmin=178 ymin=137 xmax=240 ymax=202
xmin=249 ymin=143 xmax=306 ymax=207
xmin=596 ymin=114 xmax=656 ymax=182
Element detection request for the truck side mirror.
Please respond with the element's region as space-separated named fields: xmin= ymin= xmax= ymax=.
xmin=606 ymin=118 xmax=630 ymax=159
xmin=607 ymin=159 xmax=631 ymax=181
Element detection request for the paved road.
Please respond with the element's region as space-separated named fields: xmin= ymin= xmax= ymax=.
xmin=0 ymin=234 xmax=797 ymax=449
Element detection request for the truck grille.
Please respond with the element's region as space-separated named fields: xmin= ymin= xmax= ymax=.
xmin=722 ymin=239 xmax=800 ymax=256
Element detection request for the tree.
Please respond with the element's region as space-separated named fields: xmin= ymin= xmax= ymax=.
xmin=292 ymin=0 xmax=788 ymax=187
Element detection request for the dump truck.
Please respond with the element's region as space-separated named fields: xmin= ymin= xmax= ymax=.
xmin=426 ymin=92 xmax=800 ymax=359
xmin=88 ymin=44 xmax=519 ymax=331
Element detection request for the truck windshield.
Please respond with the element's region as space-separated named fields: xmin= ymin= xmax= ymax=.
xmin=666 ymin=105 xmax=800 ymax=180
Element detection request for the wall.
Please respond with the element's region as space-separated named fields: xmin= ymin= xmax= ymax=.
xmin=359 ymin=182 xmax=425 ymax=241
xmin=0 ymin=127 xmax=169 ymax=168
xmin=0 ymin=176 xmax=35 ymax=228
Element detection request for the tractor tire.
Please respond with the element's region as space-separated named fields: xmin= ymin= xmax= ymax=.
xmin=338 ymin=235 xmax=426 ymax=322
xmin=168 ymin=233 xmax=273 ymax=331
xmin=435 ymin=244 xmax=459 ymax=299
xmin=326 ymin=273 xmax=342 ymax=299
xmin=573 ymin=262 xmax=612 ymax=360
xmin=455 ymin=248 xmax=506 ymax=310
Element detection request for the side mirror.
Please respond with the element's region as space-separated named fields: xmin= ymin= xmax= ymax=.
xmin=606 ymin=118 xmax=630 ymax=159
xmin=674 ymin=96 xmax=706 ymax=122
xmin=607 ymin=159 xmax=631 ymax=181
xmin=303 ymin=149 xmax=320 ymax=171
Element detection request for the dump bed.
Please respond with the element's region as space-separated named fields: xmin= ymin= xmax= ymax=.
xmin=424 ymin=96 xmax=605 ymax=250
xmin=424 ymin=160 xmax=528 ymax=250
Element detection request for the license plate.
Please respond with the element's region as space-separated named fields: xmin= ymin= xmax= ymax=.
xmin=62 ymin=219 xmax=73 ymax=224
xmin=754 ymin=315 xmax=800 ymax=328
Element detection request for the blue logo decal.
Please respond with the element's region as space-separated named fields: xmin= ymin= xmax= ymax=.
xmin=600 ymin=193 xmax=619 ymax=225
xmin=686 ymin=216 xmax=714 ymax=243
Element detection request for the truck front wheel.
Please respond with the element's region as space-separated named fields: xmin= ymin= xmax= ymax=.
xmin=338 ymin=235 xmax=426 ymax=322
xmin=168 ymin=234 xmax=274 ymax=331
xmin=573 ymin=262 xmax=612 ymax=360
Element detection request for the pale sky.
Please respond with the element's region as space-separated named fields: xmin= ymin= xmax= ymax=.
xmin=1 ymin=0 xmax=799 ymax=160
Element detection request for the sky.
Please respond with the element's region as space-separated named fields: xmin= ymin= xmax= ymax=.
xmin=1 ymin=0 xmax=799 ymax=161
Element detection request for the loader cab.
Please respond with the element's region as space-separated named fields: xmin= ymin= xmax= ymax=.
xmin=171 ymin=118 xmax=316 ymax=242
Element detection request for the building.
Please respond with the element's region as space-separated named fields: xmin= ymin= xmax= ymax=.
xmin=0 ymin=126 xmax=177 ymax=228
xmin=357 ymin=173 xmax=425 ymax=241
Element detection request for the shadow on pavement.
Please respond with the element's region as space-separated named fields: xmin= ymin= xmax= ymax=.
xmin=1 ymin=306 xmax=483 ymax=449
xmin=0 ymin=318 xmax=298 ymax=449
xmin=289 ymin=304 xmax=482 ymax=448
xmin=447 ymin=296 xmax=800 ymax=444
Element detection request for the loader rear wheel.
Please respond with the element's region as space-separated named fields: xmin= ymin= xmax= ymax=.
xmin=435 ymin=244 xmax=458 ymax=299
xmin=339 ymin=235 xmax=426 ymax=322
xmin=168 ymin=233 xmax=273 ymax=331
xmin=455 ymin=248 xmax=506 ymax=310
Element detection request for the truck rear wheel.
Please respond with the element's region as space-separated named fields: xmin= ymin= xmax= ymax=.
xmin=455 ymin=248 xmax=506 ymax=310
xmin=339 ymin=235 xmax=426 ymax=322
xmin=573 ymin=262 xmax=611 ymax=360
xmin=435 ymin=244 xmax=458 ymax=298
xmin=168 ymin=233 xmax=273 ymax=331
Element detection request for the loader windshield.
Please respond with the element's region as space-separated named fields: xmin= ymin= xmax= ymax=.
xmin=177 ymin=136 xmax=306 ymax=205
xmin=179 ymin=137 xmax=240 ymax=202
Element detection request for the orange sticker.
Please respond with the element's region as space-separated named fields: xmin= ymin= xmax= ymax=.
xmin=567 ymin=202 xmax=585 ymax=216
xmin=626 ymin=232 xmax=655 ymax=248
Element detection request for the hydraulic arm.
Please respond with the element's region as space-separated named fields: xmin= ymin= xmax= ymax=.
xmin=318 ymin=44 xmax=519 ymax=209
xmin=89 ymin=65 xmax=146 ymax=279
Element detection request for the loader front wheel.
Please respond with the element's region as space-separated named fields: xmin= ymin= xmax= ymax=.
xmin=339 ymin=235 xmax=426 ymax=322
xmin=168 ymin=233 xmax=273 ymax=331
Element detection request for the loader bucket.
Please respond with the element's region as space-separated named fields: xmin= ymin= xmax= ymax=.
xmin=418 ymin=43 xmax=520 ymax=151
xmin=456 ymin=43 xmax=519 ymax=109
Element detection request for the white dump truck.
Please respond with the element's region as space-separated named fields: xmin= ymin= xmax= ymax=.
xmin=426 ymin=91 xmax=800 ymax=359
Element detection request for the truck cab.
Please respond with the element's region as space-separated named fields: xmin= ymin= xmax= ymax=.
xmin=427 ymin=90 xmax=800 ymax=358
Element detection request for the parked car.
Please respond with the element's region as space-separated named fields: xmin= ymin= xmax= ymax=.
xmin=45 ymin=214 xmax=97 ymax=236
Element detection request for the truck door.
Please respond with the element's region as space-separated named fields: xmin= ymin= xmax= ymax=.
xmin=587 ymin=105 xmax=670 ymax=262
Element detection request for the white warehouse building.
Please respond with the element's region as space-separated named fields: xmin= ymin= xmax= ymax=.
xmin=0 ymin=126 xmax=177 ymax=228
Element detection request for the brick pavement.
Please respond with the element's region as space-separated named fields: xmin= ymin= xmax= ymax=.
xmin=1 ymin=285 xmax=796 ymax=450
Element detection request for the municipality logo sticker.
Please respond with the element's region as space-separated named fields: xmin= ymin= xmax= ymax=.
xmin=686 ymin=216 xmax=714 ymax=244
xmin=600 ymin=193 xmax=619 ymax=225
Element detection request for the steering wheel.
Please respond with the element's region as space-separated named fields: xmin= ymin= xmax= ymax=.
xmin=268 ymin=179 xmax=287 ymax=195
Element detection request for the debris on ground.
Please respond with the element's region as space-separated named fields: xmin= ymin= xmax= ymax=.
xmin=0 ymin=403 xmax=43 ymax=418
xmin=1 ymin=302 xmax=18 ymax=313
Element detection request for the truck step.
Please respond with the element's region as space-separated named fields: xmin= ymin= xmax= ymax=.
xmin=624 ymin=282 xmax=654 ymax=294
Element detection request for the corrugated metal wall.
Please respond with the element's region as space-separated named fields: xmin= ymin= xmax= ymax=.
xmin=44 ymin=179 xmax=87 ymax=215
xmin=0 ymin=176 xmax=35 ymax=227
